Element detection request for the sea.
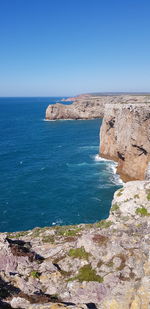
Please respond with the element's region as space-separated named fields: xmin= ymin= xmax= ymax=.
xmin=0 ymin=97 xmax=123 ymax=232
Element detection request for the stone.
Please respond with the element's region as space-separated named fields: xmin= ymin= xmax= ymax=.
xmin=10 ymin=296 xmax=30 ymax=308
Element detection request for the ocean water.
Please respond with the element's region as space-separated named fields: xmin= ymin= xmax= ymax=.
xmin=0 ymin=97 xmax=122 ymax=232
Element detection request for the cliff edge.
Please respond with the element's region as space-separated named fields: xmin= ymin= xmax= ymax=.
xmin=45 ymin=95 xmax=150 ymax=121
xmin=0 ymin=181 xmax=150 ymax=308
xmin=100 ymin=103 xmax=150 ymax=181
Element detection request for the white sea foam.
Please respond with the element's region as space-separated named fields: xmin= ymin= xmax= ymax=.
xmin=93 ymin=154 xmax=113 ymax=162
xmin=52 ymin=219 xmax=63 ymax=226
xmin=93 ymin=154 xmax=124 ymax=186
xmin=43 ymin=118 xmax=56 ymax=121
xmin=40 ymin=167 xmax=45 ymax=171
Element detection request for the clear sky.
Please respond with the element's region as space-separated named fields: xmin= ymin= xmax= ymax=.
xmin=0 ymin=0 xmax=150 ymax=96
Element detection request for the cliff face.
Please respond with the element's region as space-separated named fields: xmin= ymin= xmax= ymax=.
xmin=45 ymin=95 xmax=150 ymax=121
xmin=100 ymin=103 xmax=150 ymax=181
xmin=45 ymin=97 xmax=105 ymax=120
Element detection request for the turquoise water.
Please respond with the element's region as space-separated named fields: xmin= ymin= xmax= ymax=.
xmin=0 ymin=97 xmax=122 ymax=232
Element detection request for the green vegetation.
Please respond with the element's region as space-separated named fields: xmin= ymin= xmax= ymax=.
xmin=117 ymin=188 xmax=124 ymax=197
xmin=7 ymin=231 xmax=29 ymax=238
xmin=111 ymin=203 xmax=119 ymax=212
xmin=136 ymin=207 xmax=150 ymax=216
xmin=96 ymin=220 xmax=112 ymax=229
xmin=30 ymin=271 xmax=40 ymax=279
xmin=31 ymin=228 xmax=42 ymax=237
xmin=134 ymin=194 xmax=139 ymax=199
xmin=123 ymin=198 xmax=132 ymax=203
xmin=147 ymin=192 xmax=150 ymax=201
xmin=42 ymin=235 xmax=55 ymax=243
xmin=56 ymin=226 xmax=82 ymax=237
xmin=106 ymin=261 xmax=114 ymax=268
xmin=68 ymin=247 xmax=90 ymax=260
xmin=60 ymin=270 xmax=72 ymax=277
xmin=69 ymin=264 xmax=103 ymax=283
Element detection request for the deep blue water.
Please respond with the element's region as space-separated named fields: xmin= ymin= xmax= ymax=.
xmin=0 ymin=97 xmax=122 ymax=232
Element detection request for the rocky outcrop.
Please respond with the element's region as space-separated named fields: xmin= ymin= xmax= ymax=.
xmin=45 ymin=95 xmax=150 ymax=121
xmin=45 ymin=96 xmax=105 ymax=120
xmin=100 ymin=103 xmax=150 ymax=181
xmin=0 ymin=181 xmax=150 ymax=308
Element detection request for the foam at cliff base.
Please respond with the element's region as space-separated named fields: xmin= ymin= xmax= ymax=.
xmin=94 ymin=154 xmax=124 ymax=185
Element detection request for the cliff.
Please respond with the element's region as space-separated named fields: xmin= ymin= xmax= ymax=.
xmin=45 ymin=95 xmax=150 ymax=121
xmin=0 ymin=95 xmax=150 ymax=308
xmin=100 ymin=103 xmax=150 ymax=181
xmin=0 ymin=181 xmax=150 ymax=308
xmin=45 ymin=96 xmax=105 ymax=120
xmin=46 ymin=94 xmax=150 ymax=181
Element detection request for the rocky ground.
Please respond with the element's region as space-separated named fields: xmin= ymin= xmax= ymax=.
xmin=0 ymin=180 xmax=150 ymax=308
xmin=45 ymin=95 xmax=150 ymax=121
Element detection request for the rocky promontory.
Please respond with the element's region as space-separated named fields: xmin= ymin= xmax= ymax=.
xmin=46 ymin=95 xmax=105 ymax=120
xmin=46 ymin=94 xmax=150 ymax=181
xmin=45 ymin=95 xmax=150 ymax=121
xmin=0 ymin=181 xmax=150 ymax=308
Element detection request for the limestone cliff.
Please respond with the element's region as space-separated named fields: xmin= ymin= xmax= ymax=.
xmin=100 ymin=103 xmax=150 ymax=181
xmin=45 ymin=96 xmax=105 ymax=120
xmin=45 ymin=95 xmax=150 ymax=121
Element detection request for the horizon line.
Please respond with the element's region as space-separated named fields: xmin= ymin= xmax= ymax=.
xmin=1 ymin=91 xmax=150 ymax=98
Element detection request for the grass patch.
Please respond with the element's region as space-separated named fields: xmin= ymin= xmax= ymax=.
xmin=68 ymin=247 xmax=90 ymax=260
xmin=96 ymin=220 xmax=112 ymax=229
xmin=56 ymin=226 xmax=82 ymax=237
xmin=134 ymin=194 xmax=139 ymax=199
xmin=147 ymin=192 xmax=150 ymax=201
xmin=111 ymin=203 xmax=119 ymax=212
xmin=136 ymin=207 xmax=150 ymax=216
xmin=60 ymin=270 xmax=72 ymax=277
xmin=123 ymin=198 xmax=132 ymax=203
xmin=42 ymin=235 xmax=55 ymax=243
xmin=117 ymin=188 xmax=124 ymax=197
xmin=7 ymin=231 xmax=29 ymax=238
xmin=30 ymin=271 xmax=40 ymax=279
xmin=31 ymin=228 xmax=42 ymax=237
xmin=69 ymin=264 xmax=103 ymax=283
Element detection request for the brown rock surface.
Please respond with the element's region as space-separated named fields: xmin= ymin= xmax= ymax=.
xmin=45 ymin=95 xmax=150 ymax=121
xmin=100 ymin=103 xmax=150 ymax=180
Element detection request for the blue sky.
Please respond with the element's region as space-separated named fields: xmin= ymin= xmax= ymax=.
xmin=0 ymin=0 xmax=150 ymax=96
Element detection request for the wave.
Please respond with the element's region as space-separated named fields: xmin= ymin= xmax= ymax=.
xmin=66 ymin=162 xmax=91 ymax=167
xmin=106 ymin=161 xmax=124 ymax=185
xmin=42 ymin=119 xmax=57 ymax=122
xmin=52 ymin=219 xmax=63 ymax=226
xmin=93 ymin=154 xmax=124 ymax=186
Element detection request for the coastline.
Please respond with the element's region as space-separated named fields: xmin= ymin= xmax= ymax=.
xmin=0 ymin=179 xmax=150 ymax=308
xmin=0 ymin=94 xmax=150 ymax=307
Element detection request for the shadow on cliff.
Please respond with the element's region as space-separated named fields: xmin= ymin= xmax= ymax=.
xmin=6 ymin=237 xmax=44 ymax=262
